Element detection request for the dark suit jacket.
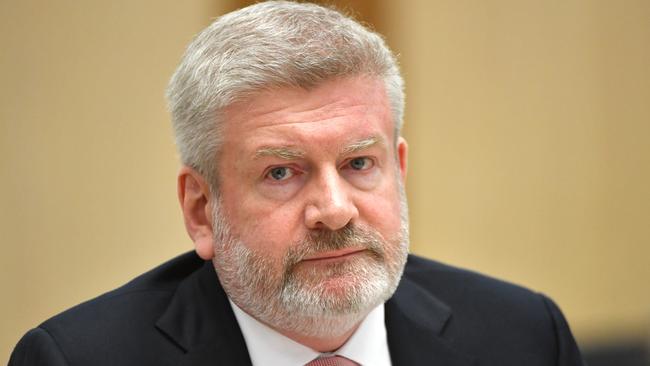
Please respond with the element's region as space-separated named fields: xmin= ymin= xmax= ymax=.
xmin=10 ymin=252 xmax=584 ymax=365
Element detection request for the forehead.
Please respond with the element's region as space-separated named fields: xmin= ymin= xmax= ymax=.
xmin=220 ymin=76 xmax=394 ymax=151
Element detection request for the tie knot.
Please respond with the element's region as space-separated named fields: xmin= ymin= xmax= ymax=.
xmin=305 ymin=355 xmax=359 ymax=366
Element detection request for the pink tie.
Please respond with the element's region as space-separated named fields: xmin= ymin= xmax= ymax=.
xmin=304 ymin=355 xmax=359 ymax=366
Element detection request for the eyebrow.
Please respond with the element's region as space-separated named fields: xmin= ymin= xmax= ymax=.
xmin=341 ymin=135 xmax=384 ymax=155
xmin=253 ymin=135 xmax=385 ymax=160
xmin=254 ymin=146 xmax=305 ymax=160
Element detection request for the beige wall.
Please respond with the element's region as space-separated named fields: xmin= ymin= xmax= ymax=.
xmin=0 ymin=0 xmax=236 ymax=360
xmin=2 ymin=0 xmax=649 ymax=361
xmin=384 ymin=0 xmax=650 ymax=345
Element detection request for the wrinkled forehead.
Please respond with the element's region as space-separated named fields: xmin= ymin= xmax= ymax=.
xmin=220 ymin=76 xmax=395 ymax=143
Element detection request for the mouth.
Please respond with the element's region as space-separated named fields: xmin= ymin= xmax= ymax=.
xmin=301 ymin=248 xmax=366 ymax=262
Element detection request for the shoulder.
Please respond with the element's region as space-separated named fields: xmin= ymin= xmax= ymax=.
xmin=403 ymin=254 xmax=543 ymax=305
xmin=10 ymin=252 xmax=205 ymax=366
xmin=41 ymin=251 xmax=204 ymax=331
xmin=402 ymin=254 xmax=554 ymax=326
xmin=400 ymin=254 xmax=584 ymax=365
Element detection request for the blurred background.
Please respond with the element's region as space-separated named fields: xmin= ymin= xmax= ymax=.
xmin=1 ymin=0 xmax=648 ymax=364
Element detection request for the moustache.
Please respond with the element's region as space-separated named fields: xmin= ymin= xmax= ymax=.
xmin=282 ymin=224 xmax=386 ymax=269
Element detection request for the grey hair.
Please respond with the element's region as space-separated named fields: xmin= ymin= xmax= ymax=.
xmin=166 ymin=1 xmax=404 ymax=187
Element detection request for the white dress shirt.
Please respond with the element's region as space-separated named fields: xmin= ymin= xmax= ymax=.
xmin=230 ymin=299 xmax=392 ymax=366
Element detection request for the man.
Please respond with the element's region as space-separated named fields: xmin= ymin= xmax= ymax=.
xmin=10 ymin=1 xmax=584 ymax=365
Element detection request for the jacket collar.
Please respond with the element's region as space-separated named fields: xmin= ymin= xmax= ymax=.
xmin=155 ymin=261 xmax=252 ymax=366
xmin=385 ymin=276 xmax=476 ymax=366
xmin=155 ymin=257 xmax=475 ymax=366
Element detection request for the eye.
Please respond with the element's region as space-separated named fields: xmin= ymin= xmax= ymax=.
xmin=267 ymin=167 xmax=295 ymax=181
xmin=347 ymin=157 xmax=373 ymax=171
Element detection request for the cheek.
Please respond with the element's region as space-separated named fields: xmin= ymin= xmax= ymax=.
xmin=357 ymin=189 xmax=403 ymax=236
xmin=223 ymin=192 xmax=304 ymax=255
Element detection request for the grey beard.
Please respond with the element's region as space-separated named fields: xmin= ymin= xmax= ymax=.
xmin=210 ymin=186 xmax=409 ymax=338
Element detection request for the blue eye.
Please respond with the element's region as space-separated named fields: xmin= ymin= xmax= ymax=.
xmin=268 ymin=167 xmax=293 ymax=181
xmin=349 ymin=157 xmax=372 ymax=170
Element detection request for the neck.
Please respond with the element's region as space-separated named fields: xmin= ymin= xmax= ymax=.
xmin=229 ymin=296 xmax=373 ymax=352
xmin=275 ymin=320 xmax=362 ymax=352
xmin=239 ymin=302 xmax=368 ymax=352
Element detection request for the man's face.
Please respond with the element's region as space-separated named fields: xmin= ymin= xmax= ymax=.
xmin=210 ymin=76 xmax=409 ymax=336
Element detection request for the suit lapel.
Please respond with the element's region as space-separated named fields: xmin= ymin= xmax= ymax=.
xmin=386 ymin=276 xmax=476 ymax=366
xmin=153 ymin=255 xmax=475 ymax=366
xmin=155 ymin=261 xmax=252 ymax=366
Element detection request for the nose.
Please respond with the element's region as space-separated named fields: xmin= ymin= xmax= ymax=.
xmin=304 ymin=168 xmax=359 ymax=231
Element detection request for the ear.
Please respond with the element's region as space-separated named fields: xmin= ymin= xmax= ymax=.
xmin=396 ymin=136 xmax=408 ymax=184
xmin=178 ymin=166 xmax=215 ymax=260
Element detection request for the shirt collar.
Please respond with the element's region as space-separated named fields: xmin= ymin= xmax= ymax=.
xmin=229 ymin=300 xmax=391 ymax=366
xmin=337 ymin=304 xmax=392 ymax=366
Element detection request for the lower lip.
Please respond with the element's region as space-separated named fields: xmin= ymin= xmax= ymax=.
xmin=302 ymin=249 xmax=365 ymax=263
